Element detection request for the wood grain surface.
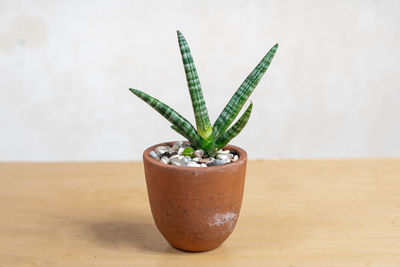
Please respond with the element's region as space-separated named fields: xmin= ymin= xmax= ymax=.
xmin=0 ymin=159 xmax=399 ymax=266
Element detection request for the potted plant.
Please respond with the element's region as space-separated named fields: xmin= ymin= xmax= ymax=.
xmin=129 ymin=31 xmax=278 ymax=252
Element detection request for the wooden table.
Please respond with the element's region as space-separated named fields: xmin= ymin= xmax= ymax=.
xmin=1 ymin=159 xmax=399 ymax=266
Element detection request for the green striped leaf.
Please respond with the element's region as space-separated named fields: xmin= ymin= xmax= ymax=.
xmin=214 ymin=102 xmax=253 ymax=149
xmin=171 ymin=125 xmax=189 ymax=140
xmin=177 ymin=30 xmax=212 ymax=139
xmin=212 ymin=43 xmax=278 ymax=139
xmin=129 ymin=88 xmax=201 ymax=146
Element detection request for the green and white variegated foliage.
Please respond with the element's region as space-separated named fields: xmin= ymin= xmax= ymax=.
xmin=129 ymin=31 xmax=278 ymax=156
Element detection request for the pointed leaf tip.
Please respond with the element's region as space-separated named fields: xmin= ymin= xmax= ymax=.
xmin=212 ymin=42 xmax=277 ymax=138
xmin=176 ymin=29 xmax=212 ymax=139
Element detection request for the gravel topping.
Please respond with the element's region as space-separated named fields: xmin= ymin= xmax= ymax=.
xmin=149 ymin=142 xmax=239 ymax=167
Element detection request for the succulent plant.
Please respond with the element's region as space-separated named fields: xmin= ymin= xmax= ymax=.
xmin=130 ymin=31 xmax=278 ymax=157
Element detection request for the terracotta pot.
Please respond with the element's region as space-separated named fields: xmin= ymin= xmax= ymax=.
xmin=142 ymin=141 xmax=247 ymax=252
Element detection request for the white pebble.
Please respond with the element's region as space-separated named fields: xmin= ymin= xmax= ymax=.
xmin=218 ymin=149 xmax=230 ymax=154
xmin=171 ymin=158 xmax=185 ymax=166
xmin=183 ymin=156 xmax=191 ymax=163
xmin=200 ymin=163 xmax=207 ymax=167
xmin=178 ymin=147 xmax=184 ymax=155
xmin=150 ymin=151 xmax=160 ymax=160
xmin=192 ymin=157 xmax=201 ymax=162
xmin=216 ymin=154 xmax=229 ymax=160
xmin=160 ymin=157 xmax=170 ymax=164
xmin=170 ymin=142 xmax=181 ymax=152
xmin=212 ymin=159 xmax=226 ymax=166
xmin=194 ymin=149 xmax=204 ymax=158
xmin=181 ymin=142 xmax=189 ymax=148
xmin=186 ymin=161 xmax=200 ymax=167
xmin=232 ymin=155 xmax=239 ymax=161
xmin=155 ymin=146 xmax=171 ymax=156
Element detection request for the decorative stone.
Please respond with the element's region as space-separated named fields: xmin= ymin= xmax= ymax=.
xmin=155 ymin=146 xmax=171 ymax=153
xmin=203 ymin=157 xmax=215 ymax=166
xmin=181 ymin=142 xmax=190 ymax=148
xmin=177 ymin=147 xmax=184 ymax=155
xmin=160 ymin=157 xmax=170 ymax=164
xmin=212 ymin=159 xmax=226 ymax=166
xmin=161 ymin=151 xmax=171 ymax=158
xmin=183 ymin=156 xmax=191 ymax=163
xmin=232 ymin=155 xmax=239 ymax=161
xmin=178 ymin=156 xmax=184 ymax=160
xmin=170 ymin=154 xmax=179 ymax=159
xmin=182 ymin=147 xmax=194 ymax=157
xmin=199 ymin=158 xmax=209 ymax=163
xmin=222 ymin=159 xmax=231 ymax=164
xmin=150 ymin=151 xmax=160 ymax=161
xmin=155 ymin=146 xmax=171 ymax=156
xmin=170 ymin=142 xmax=183 ymax=152
xmin=217 ymin=153 xmax=234 ymax=160
xmin=186 ymin=161 xmax=200 ymax=167
xmin=192 ymin=157 xmax=201 ymax=162
xmin=194 ymin=149 xmax=204 ymax=158
xmin=216 ymin=154 xmax=227 ymax=160
xmin=170 ymin=158 xmax=185 ymax=166
xmin=200 ymin=163 xmax=207 ymax=167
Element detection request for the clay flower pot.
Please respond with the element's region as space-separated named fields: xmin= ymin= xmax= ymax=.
xmin=143 ymin=141 xmax=247 ymax=252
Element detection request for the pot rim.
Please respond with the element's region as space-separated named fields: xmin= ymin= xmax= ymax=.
xmin=143 ymin=141 xmax=247 ymax=171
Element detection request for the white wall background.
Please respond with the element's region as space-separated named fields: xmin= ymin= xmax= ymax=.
xmin=0 ymin=0 xmax=399 ymax=161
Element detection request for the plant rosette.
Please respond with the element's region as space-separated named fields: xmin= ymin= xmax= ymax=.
xmin=130 ymin=31 xmax=278 ymax=251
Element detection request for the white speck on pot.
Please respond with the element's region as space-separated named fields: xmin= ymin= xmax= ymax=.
xmin=208 ymin=212 xmax=237 ymax=227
